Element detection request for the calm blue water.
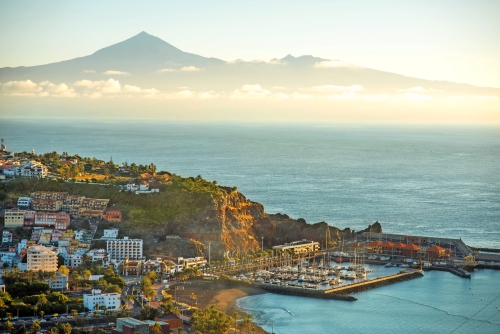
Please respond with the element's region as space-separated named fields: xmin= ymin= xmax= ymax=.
xmin=237 ymin=268 xmax=500 ymax=334
xmin=1 ymin=118 xmax=499 ymax=332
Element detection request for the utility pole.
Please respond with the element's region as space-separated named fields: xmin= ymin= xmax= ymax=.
xmin=208 ymin=242 xmax=211 ymax=267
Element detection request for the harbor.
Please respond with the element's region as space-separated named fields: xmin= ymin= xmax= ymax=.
xmin=211 ymin=232 xmax=500 ymax=301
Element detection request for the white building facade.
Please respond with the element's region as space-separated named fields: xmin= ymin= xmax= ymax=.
xmin=27 ymin=245 xmax=58 ymax=272
xmin=106 ymin=237 xmax=143 ymax=260
xmin=83 ymin=289 xmax=121 ymax=311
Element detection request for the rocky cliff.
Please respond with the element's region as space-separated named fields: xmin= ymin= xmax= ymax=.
xmin=162 ymin=188 xmax=382 ymax=259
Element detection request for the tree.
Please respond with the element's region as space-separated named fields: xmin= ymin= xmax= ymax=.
xmin=57 ymin=323 xmax=72 ymax=334
xmin=47 ymin=327 xmax=59 ymax=334
xmin=191 ymin=305 xmax=233 ymax=334
xmin=151 ymin=323 xmax=162 ymax=334
xmin=5 ymin=320 xmax=15 ymax=333
xmin=31 ymin=320 xmax=41 ymax=334
xmin=39 ymin=310 xmax=45 ymax=320
xmin=58 ymin=265 xmax=69 ymax=275
xmin=189 ymin=293 xmax=197 ymax=307
xmin=239 ymin=313 xmax=254 ymax=334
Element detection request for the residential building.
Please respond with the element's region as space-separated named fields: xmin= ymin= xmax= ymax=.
xmin=2 ymin=231 xmax=13 ymax=243
xmin=102 ymin=210 xmax=123 ymax=222
xmin=27 ymin=244 xmax=58 ymax=272
xmin=65 ymin=254 xmax=84 ymax=268
xmin=17 ymin=239 xmax=27 ymax=254
xmin=87 ymin=249 xmax=107 ymax=263
xmin=141 ymin=259 xmax=163 ymax=275
xmin=272 ymin=239 xmax=320 ymax=254
xmin=46 ymin=272 xmax=68 ymax=291
xmin=103 ymin=228 xmax=119 ymax=239
xmin=3 ymin=162 xmax=47 ymax=178
xmin=61 ymin=230 xmax=75 ymax=241
xmin=23 ymin=210 xmax=36 ymax=228
xmin=178 ymin=256 xmax=207 ymax=269
xmin=106 ymin=237 xmax=143 ymax=260
xmin=33 ymin=212 xmax=71 ymax=230
xmin=122 ymin=259 xmax=142 ymax=276
xmin=31 ymin=199 xmax=63 ymax=211
xmin=83 ymin=289 xmax=121 ymax=311
xmin=114 ymin=318 xmax=170 ymax=334
xmin=31 ymin=191 xmax=69 ymax=201
xmin=17 ymin=197 xmax=31 ymax=208
xmin=4 ymin=208 xmax=26 ymax=228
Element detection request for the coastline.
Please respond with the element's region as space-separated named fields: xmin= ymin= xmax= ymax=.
xmin=168 ymin=279 xmax=267 ymax=314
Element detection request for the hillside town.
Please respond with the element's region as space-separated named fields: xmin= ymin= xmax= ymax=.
xmin=0 ymin=143 xmax=243 ymax=334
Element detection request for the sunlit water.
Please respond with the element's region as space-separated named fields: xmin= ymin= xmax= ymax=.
xmin=2 ymin=118 xmax=499 ymax=332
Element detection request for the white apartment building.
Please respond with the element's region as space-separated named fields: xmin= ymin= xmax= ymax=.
xmin=83 ymin=289 xmax=121 ymax=311
xmin=102 ymin=228 xmax=119 ymax=239
xmin=65 ymin=254 xmax=84 ymax=268
xmin=86 ymin=249 xmax=107 ymax=262
xmin=3 ymin=162 xmax=47 ymax=178
xmin=2 ymin=231 xmax=13 ymax=243
xmin=27 ymin=245 xmax=58 ymax=272
xmin=106 ymin=237 xmax=143 ymax=260
xmin=17 ymin=197 xmax=31 ymax=207
xmin=46 ymin=272 xmax=68 ymax=291
xmin=4 ymin=208 xmax=25 ymax=228
xmin=178 ymin=256 xmax=207 ymax=268
xmin=18 ymin=239 xmax=27 ymax=254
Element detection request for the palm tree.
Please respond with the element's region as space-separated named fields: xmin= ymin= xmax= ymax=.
xmin=151 ymin=322 xmax=162 ymax=334
xmin=39 ymin=310 xmax=45 ymax=320
xmin=240 ymin=313 xmax=254 ymax=334
xmin=189 ymin=293 xmax=197 ymax=307
xmin=47 ymin=327 xmax=59 ymax=334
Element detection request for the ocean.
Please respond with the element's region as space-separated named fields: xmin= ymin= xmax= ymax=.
xmin=1 ymin=118 xmax=499 ymax=333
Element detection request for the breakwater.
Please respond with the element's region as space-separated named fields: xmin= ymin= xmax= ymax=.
xmin=253 ymin=283 xmax=357 ymax=301
xmin=324 ymin=270 xmax=423 ymax=296
xmin=427 ymin=265 xmax=471 ymax=278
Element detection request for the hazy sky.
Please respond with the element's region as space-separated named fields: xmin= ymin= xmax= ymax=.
xmin=1 ymin=0 xmax=499 ymax=88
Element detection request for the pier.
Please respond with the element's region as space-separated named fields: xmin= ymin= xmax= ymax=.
xmin=324 ymin=269 xmax=423 ymax=295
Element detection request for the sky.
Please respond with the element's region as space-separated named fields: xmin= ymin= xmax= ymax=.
xmin=1 ymin=0 xmax=500 ymax=88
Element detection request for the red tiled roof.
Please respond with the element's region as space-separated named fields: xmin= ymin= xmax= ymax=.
xmin=404 ymin=244 xmax=421 ymax=250
xmin=368 ymin=240 xmax=383 ymax=247
xmin=427 ymin=245 xmax=445 ymax=251
xmin=393 ymin=242 xmax=407 ymax=249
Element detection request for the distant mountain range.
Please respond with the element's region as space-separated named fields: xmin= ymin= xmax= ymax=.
xmin=1 ymin=31 xmax=498 ymax=95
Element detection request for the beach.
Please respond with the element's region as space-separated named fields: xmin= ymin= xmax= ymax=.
xmin=165 ymin=279 xmax=266 ymax=314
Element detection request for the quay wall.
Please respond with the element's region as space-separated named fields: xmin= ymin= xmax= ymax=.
xmin=253 ymin=283 xmax=357 ymax=301
xmin=429 ymin=265 xmax=471 ymax=278
xmin=324 ymin=271 xmax=423 ymax=296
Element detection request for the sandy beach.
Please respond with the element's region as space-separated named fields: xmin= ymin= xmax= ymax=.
xmin=165 ymin=279 xmax=266 ymax=314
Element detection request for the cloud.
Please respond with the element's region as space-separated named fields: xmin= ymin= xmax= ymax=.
xmin=313 ymin=60 xmax=359 ymax=68
xmin=157 ymin=68 xmax=176 ymax=73
xmin=103 ymin=70 xmax=130 ymax=76
xmin=272 ymin=86 xmax=286 ymax=90
xmin=180 ymin=66 xmax=202 ymax=72
xmin=272 ymin=93 xmax=289 ymax=100
xmin=199 ymin=91 xmax=221 ymax=99
xmin=123 ymin=85 xmax=160 ymax=95
xmin=231 ymin=84 xmax=272 ymax=99
xmin=2 ymin=80 xmax=42 ymax=93
xmin=74 ymin=78 xmax=122 ymax=94
xmin=309 ymin=85 xmax=365 ymax=92
xmin=157 ymin=66 xmax=203 ymax=73
xmin=45 ymin=83 xmax=78 ymax=97
xmin=83 ymin=69 xmax=96 ymax=74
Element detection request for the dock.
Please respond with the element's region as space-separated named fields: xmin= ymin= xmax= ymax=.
xmin=324 ymin=269 xmax=423 ymax=295
xmin=252 ymin=270 xmax=423 ymax=301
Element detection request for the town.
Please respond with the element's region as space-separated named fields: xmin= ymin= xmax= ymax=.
xmin=1 ymin=141 xmax=499 ymax=334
